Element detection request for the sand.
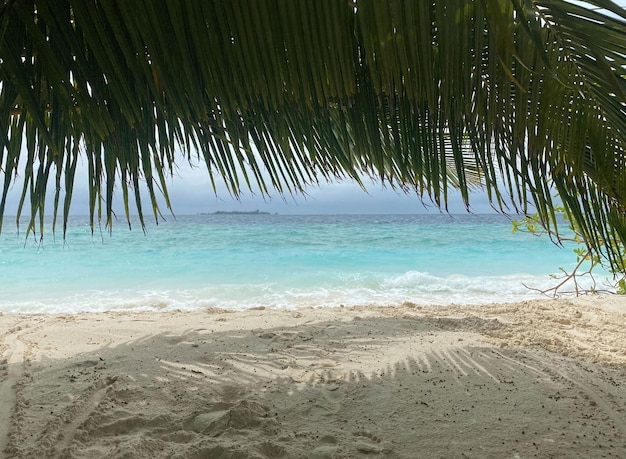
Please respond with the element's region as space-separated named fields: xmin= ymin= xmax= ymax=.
xmin=0 ymin=297 xmax=625 ymax=458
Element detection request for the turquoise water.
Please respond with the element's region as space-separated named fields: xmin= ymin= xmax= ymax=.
xmin=0 ymin=214 xmax=608 ymax=313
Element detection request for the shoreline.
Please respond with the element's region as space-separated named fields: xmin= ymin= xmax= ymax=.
xmin=1 ymin=297 xmax=625 ymax=457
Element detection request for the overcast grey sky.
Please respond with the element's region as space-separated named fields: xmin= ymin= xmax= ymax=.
xmin=164 ymin=161 xmax=499 ymax=215
xmin=5 ymin=1 xmax=622 ymax=217
xmin=2 ymin=154 xmax=502 ymax=216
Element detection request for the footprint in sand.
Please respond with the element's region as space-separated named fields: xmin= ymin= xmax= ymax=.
xmin=353 ymin=430 xmax=393 ymax=455
xmin=185 ymin=400 xmax=277 ymax=437
xmin=0 ymin=331 xmax=28 ymax=455
xmin=310 ymin=435 xmax=338 ymax=459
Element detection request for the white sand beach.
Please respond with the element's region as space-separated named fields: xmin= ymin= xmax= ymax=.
xmin=1 ymin=297 xmax=625 ymax=458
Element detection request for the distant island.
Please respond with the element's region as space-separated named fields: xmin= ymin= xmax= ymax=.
xmin=199 ymin=210 xmax=272 ymax=215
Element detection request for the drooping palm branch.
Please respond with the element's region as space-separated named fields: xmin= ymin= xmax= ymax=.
xmin=1 ymin=0 xmax=625 ymax=265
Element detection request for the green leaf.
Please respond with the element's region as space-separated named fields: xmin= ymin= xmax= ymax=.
xmin=0 ymin=0 xmax=625 ymax=272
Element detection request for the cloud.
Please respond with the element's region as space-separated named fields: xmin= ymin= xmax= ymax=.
xmin=2 ymin=151 xmax=503 ymax=217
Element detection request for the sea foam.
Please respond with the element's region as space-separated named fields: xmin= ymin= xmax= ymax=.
xmin=0 ymin=214 xmax=610 ymax=314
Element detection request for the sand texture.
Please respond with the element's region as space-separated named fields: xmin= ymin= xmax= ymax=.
xmin=1 ymin=297 xmax=625 ymax=458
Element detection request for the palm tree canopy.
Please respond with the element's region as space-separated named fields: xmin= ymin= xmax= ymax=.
xmin=1 ymin=0 xmax=626 ymax=265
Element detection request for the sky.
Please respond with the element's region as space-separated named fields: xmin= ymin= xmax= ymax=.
xmin=2 ymin=155 xmax=501 ymax=217
xmin=15 ymin=1 xmax=625 ymax=218
xmin=166 ymin=158 xmax=506 ymax=215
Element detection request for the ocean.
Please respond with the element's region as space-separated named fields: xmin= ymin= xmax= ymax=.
xmin=0 ymin=213 xmax=610 ymax=314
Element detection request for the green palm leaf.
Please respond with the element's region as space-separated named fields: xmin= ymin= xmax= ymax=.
xmin=1 ymin=0 xmax=625 ymax=267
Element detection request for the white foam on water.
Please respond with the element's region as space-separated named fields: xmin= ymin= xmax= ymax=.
xmin=2 ymin=270 xmax=615 ymax=314
xmin=1 ymin=214 xmax=614 ymax=314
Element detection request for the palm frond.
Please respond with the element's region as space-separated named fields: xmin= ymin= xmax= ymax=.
xmin=1 ymin=0 xmax=626 ymax=266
